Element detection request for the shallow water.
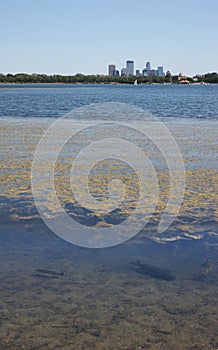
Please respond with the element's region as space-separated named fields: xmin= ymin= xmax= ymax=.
xmin=0 ymin=84 xmax=218 ymax=349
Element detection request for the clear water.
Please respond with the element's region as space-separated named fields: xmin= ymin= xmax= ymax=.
xmin=0 ymin=84 xmax=217 ymax=349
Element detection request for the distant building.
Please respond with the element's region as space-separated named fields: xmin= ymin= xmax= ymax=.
xmin=178 ymin=73 xmax=189 ymax=84
xmin=178 ymin=73 xmax=187 ymax=81
xmin=108 ymin=65 xmax=116 ymax=76
xmin=142 ymin=68 xmax=148 ymax=77
xmin=136 ymin=69 xmax=141 ymax=76
xmin=126 ymin=60 xmax=134 ymax=76
xmin=142 ymin=62 xmax=165 ymax=77
xmin=121 ymin=68 xmax=128 ymax=76
xmin=157 ymin=66 xmax=164 ymax=77
xmin=146 ymin=62 xmax=151 ymax=72
xmin=142 ymin=62 xmax=152 ymax=77
xmin=149 ymin=69 xmax=157 ymax=77
xmin=113 ymin=70 xmax=119 ymax=77
xmin=166 ymin=70 xmax=172 ymax=82
xmin=109 ymin=60 xmax=165 ymax=78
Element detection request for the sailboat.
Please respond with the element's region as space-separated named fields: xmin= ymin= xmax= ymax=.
xmin=134 ymin=79 xmax=138 ymax=85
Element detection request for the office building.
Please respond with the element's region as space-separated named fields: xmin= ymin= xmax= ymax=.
xmin=126 ymin=60 xmax=134 ymax=76
xmin=149 ymin=69 xmax=157 ymax=77
xmin=136 ymin=69 xmax=141 ymax=76
xmin=146 ymin=62 xmax=151 ymax=72
xmin=113 ymin=70 xmax=120 ymax=77
xmin=108 ymin=60 xmax=164 ymax=78
xmin=108 ymin=64 xmax=116 ymax=76
xmin=157 ymin=66 xmax=164 ymax=77
xmin=121 ymin=68 xmax=128 ymax=76
xmin=142 ymin=68 xmax=148 ymax=77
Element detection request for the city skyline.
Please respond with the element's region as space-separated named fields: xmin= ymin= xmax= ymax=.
xmin=0 ymin=0 xmax=217 ymax=76
xmin=109 ymin=60 xmax=165 ymax=77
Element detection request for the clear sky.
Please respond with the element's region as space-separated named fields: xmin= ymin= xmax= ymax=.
xmin=0 ymin=0 xmax=217 ymax=76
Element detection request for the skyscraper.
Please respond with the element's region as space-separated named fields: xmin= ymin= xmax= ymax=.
xmin=146 ymin=62 xmax=151 ymax=72
xmin=108 ymin=65 xmax=116 ymax=76
xmin=142 ymin=68 xmax=148 ymax=77
xmin=157 ymin=66 xmax=164 ymax=77
xmin=126 ymin=60 xmax=134 ymax=76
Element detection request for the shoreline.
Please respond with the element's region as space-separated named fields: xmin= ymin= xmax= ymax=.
xmin=0 ymin=82 xmax=215 ymax=86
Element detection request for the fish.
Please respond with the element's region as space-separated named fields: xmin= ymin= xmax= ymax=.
xmin=129 ymin=260 xmax=175 ymax=281
xmin=34 ymin=269 xmax=64 ymax=276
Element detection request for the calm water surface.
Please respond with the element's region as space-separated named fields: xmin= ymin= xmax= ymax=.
xmin=0 ymin=83 xmax=218 ymax=119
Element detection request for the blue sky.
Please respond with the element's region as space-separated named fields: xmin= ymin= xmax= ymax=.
xmin=0 ymin=0 xmax=217 ymax=76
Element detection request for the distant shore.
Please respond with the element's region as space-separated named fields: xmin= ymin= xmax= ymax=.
xmin=0 ymin=72 xmax=218 ymax=84
xmin=0 ymin=82 xmax=216 ymax=86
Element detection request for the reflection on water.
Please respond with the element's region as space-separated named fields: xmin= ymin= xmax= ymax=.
xmin=0 ymin=86 xmax=218 ymax=349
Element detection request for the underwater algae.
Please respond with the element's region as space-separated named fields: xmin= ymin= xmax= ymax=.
xmin=0 ymin=119 xmax=218 ymax=349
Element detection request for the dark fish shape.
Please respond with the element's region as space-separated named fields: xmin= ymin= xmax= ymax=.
xmin=129 ymin=260 xmax=175 ymax=281
xmin=33 ymin=273 xmax=60 ymax=279
xmin=35 ymin=269 xmax=64 ymax=276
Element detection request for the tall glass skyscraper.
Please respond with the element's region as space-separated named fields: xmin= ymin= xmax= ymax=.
xmin=126 ymin=60 xmax=134 ymax=76
xmin=146 ymin=62 xmax=151 ymax=72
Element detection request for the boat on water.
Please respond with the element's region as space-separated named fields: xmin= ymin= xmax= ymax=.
xmin=134 ymin=79 xmax=138 ymax=85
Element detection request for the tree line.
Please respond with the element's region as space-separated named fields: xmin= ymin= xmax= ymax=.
xmin=0 ymin=72 xmax=217 ymax=84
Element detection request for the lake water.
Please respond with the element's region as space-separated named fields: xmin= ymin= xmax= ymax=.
xmin=0 ymin=84 xmax=217 ymax=349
